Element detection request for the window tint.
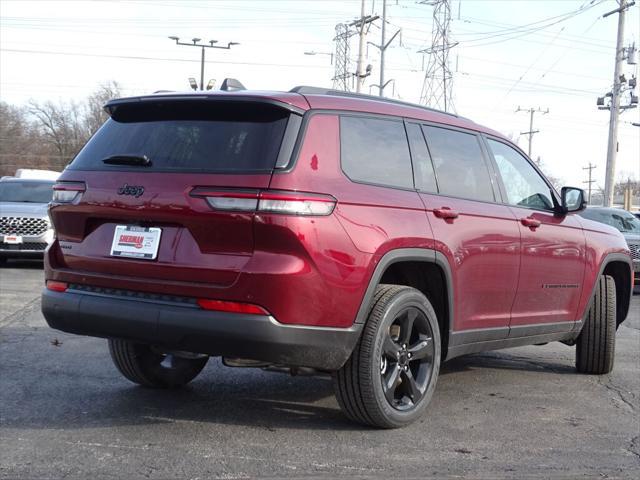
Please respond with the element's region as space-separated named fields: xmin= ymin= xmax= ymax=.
xmin=422 ymin=126 xmax=494 ymax=202
xmin=406 ymin=123 xmax=437 ymax=193
xmin=69 ymin=102 xmax=290 ymax=173
xmin=487 ymin=139 xmax=554 ymax=211
xmin=0 ymin=181 xmax=54 ymax=203
xmin=340 ymin=116 xmax=413 ymax=189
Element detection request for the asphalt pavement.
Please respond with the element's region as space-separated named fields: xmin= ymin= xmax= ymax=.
xmin=1 ymin=259 xmax=639 ymax=479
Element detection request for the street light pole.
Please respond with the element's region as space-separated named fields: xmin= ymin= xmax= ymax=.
xmin=169 ymin=36 xmax=239 ymax=90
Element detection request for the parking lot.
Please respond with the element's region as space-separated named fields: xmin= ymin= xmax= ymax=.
xmin=0 ymin=259 xmax=639 ymax=479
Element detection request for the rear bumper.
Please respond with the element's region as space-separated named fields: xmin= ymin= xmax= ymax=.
xmin=41 ymin=288 xmax=361 ymax=370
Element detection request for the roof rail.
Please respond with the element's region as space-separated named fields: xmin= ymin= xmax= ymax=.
xmin=289 ymin=86 xmax=458 ymax=118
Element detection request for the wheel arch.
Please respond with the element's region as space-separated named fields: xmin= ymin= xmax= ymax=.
xmin=354 ymin=248 xmax=453 ymax=359
xmin=602 ymin=258 xmax=632 ymax=328
xmin=581 ymin=253 xmax=632 ymax=330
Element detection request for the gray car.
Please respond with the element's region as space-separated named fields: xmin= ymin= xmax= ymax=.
xmin=0 ymin=177 xmax=55 ymax=262
xmin=580 ymin=206 xmax=640 ymax=290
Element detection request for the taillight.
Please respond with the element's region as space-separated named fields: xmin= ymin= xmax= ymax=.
xmin=258 ymin=191 xmax=336 ymax=215
xmin=46 ymin=280 xmax=68 ymax=292
xmin=197 ymin=298 xmax=269 ymax=315
xmin=53 ymin=182 xmax=85 ymax=204
xmin=190 ymin=188 xmax=336 ymax=216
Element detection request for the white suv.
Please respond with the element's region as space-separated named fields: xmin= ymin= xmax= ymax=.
xmin=0 ymin=177 xmax=55 ymax=262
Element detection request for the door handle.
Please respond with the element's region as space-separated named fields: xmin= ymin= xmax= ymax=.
xmin=433 ymin=207 xmax=459 ymax=220
xmin=521 ymin=217 xmax=542 ymax=229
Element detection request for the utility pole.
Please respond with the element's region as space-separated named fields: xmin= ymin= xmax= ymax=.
xmin=516 ymin=106 xmax=549 ymax=159
xmin=369 ymin=0 xmax=401 ymax=97
xmin=350 ymin=1 xmax=378 ymax=92
xmin=600 ymin=0 xmax=636 ymax=207
xmin=169 ymin=36 xmax=239 ymax=90
xmin=582 ymin=163 xmax=597 ymax=204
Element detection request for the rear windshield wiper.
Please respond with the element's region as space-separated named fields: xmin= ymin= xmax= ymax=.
xmin=102 ymin=154 xmax=152 ymax=166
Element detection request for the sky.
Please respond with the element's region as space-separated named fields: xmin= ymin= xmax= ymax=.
xmin=1 ymin=0 xmax=639 ymax=191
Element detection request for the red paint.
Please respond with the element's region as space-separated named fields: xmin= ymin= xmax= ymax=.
xmin=45 ymin=90 xmax=632 ymax=335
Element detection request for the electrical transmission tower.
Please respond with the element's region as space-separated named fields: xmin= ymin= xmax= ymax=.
xmin=333 ymin=24 xmax=352 ymax=91
xmin=419 ymin=0 xmax=456 ymax=112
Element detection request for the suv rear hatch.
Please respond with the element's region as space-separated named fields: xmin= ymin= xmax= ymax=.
xmin=49 ymin=95 xmax=304 ymax=287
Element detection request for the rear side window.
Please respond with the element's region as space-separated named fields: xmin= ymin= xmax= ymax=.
xmin=406 ymin=123 xmax=437 ymax=193
xmin=422 ymin=126 xmax=495 ymax=203
xmin=69 ymin=102 xmax=290 ymax=173
xmin=340 ymin=116 xmax=413 ymax=189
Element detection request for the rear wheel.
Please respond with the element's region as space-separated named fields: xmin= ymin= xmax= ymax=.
xmin=334 ymin=285 xmax=441 ymax=428
xmin=576 ymin=274 xmax=616 ymax=374
xmin=108 ymin=339 xmax=208 ymax=388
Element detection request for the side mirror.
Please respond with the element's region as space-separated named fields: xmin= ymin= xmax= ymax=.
xmin=560 ymin=186 xmax=587 ymax=214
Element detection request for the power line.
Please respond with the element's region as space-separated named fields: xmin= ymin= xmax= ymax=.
xmin=0 ymin=47 xmax=332 ymax=70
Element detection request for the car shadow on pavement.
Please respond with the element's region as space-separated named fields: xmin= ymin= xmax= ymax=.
xmin=1 ymin=326 xmax=576 ymax=434
xmin=442 ymin=351 xmax=577 ymax=375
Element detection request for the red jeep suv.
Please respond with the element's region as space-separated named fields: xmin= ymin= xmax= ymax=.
xmin=42 ymin=86 xmax=633 ymax=428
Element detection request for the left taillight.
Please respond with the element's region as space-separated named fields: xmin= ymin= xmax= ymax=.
xmin=52 ymin=182 xmax=85 ymax=204
xmin=190 ymin=188 xmax=336 ymax=216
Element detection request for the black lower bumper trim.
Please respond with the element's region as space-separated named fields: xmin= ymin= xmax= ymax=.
xmin=41 ymin=289 xmax=361 ymax=371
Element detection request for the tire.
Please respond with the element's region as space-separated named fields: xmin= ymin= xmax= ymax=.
xmin=108 ymin=339 xmax=209 ymax=388
xmin=576 ymin=274 xmax=616 ymax=374
xmin=334 ymin=284 xmax=441 ymax=428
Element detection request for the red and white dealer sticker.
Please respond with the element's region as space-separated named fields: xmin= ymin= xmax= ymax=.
xmin=3 ymin=235 xmax=23 ymax=244
xmin=110 ymin=225 xmax=161 ymax=260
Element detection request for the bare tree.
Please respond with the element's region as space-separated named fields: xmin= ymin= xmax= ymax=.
xmin=28 ymin=99 xmax=86 ymax=164
xmin=84 ymin=80 xmax=122 ymax=136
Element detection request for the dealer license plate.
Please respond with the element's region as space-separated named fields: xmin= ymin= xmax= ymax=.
xmin=3 ymin=235 xmax=23 ymax=244
xmin=110 ymin=226 xmax=161 ymax=260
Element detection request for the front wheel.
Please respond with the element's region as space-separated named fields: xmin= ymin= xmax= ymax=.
xmin=108 ymin=339 xmax=208 ymax=388
xmin=334 ymin=285 xmax=441 ymax=428
xmin=575 ymin=274 xmax=616 ymax=374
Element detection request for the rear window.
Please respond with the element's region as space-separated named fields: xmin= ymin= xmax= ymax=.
xmin=0 ymin=181 xmax=54 ymax=203
xmin=69 ymin=101 xmax=291 ymax=173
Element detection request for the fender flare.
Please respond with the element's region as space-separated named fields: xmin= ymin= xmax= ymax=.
xmin=353 ymin=248 xmax=454 ymax=330
xmin=577 ymin=252 xmax=633 ymax=333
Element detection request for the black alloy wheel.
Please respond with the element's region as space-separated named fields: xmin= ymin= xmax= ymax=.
xmin=380 ymin=306 xmax=435 ymax=411
xmin=334 ymin=284 xmax=441 ymax=428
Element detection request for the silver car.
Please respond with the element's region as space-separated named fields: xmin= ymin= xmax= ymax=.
xmin=0 ymin=177 xmax=55 ymax=262
xmin=580 ymin=206 xmax=640 ymax=291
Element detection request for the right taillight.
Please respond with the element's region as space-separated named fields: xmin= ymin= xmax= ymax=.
xmin=190 ymin=188 xmax=336 ymax=216
xmin=258 ymin=190 xmax=336 ymax=216
xmin=52 ymin=182 xmax=86 ymax=204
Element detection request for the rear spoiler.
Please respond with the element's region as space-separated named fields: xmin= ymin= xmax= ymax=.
xmin=103 ymin=94 xmax=306 ymax=117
